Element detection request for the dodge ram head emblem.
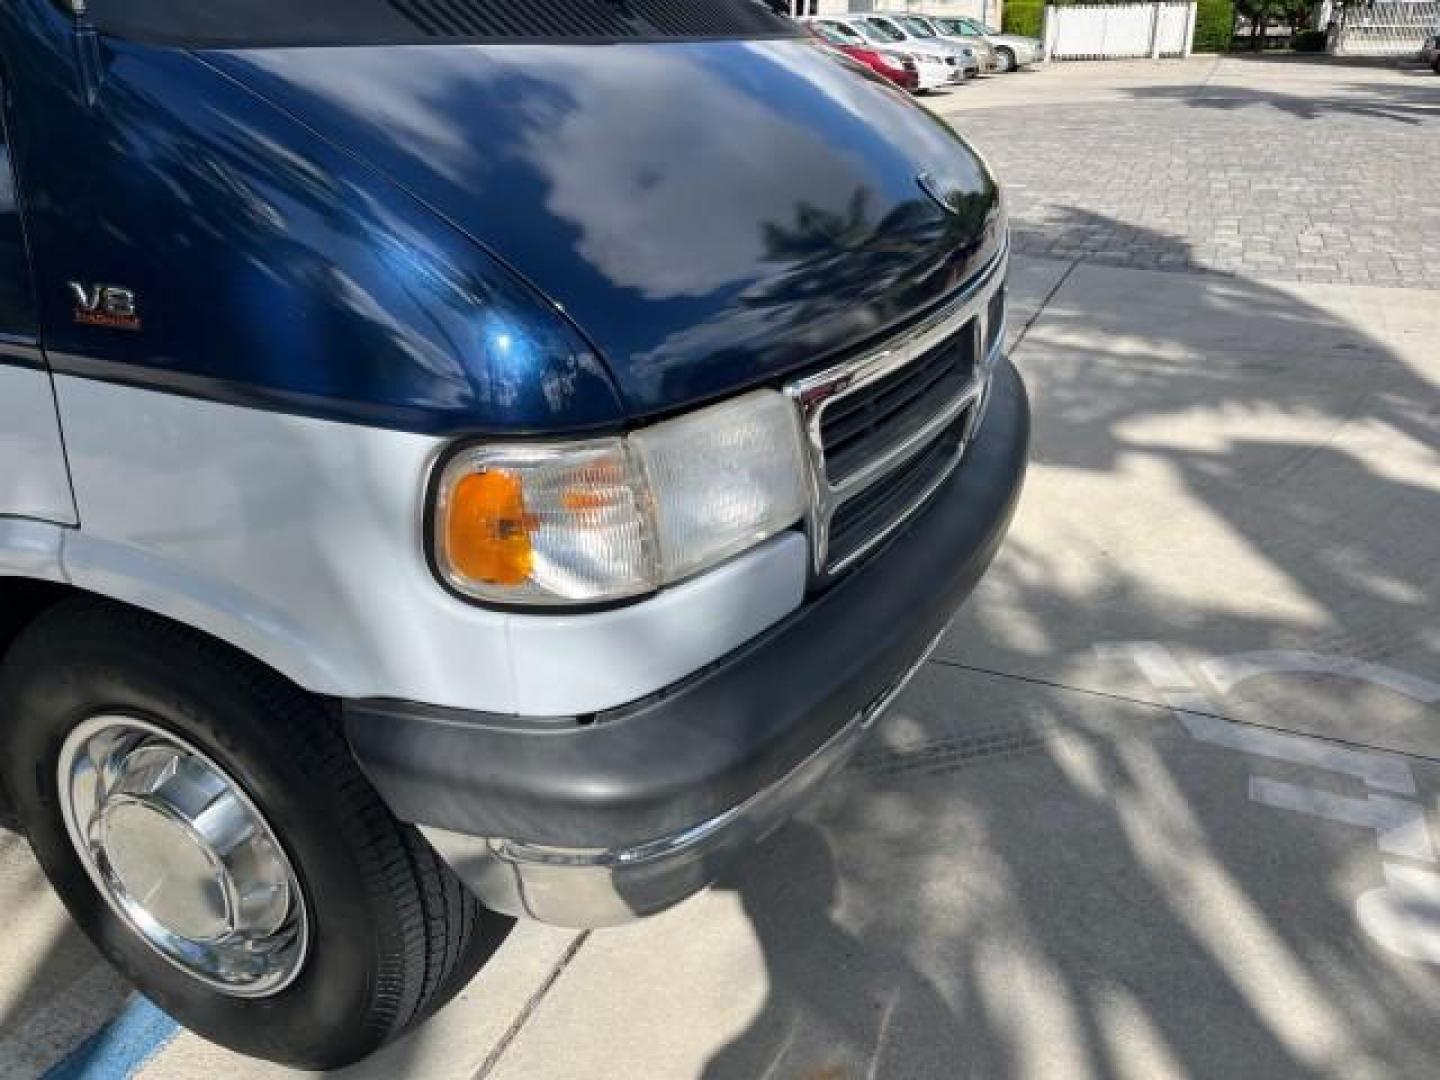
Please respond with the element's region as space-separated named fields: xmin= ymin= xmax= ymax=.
xmin=916 ymin=171 xmax=958 ymax=216
xmin=68 ymin=281 xmax=142 ymax=331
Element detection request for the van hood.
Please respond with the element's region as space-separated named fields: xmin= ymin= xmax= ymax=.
xmin=205 ymin=40 xmax=1003 ymax=417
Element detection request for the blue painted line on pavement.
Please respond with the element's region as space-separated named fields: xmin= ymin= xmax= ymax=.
xmin=43 ymin=995 xmax=180 ymax=1080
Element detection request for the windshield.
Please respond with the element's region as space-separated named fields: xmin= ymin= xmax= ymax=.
xmin=818 ymin=20 xmax=864 ymax=44
xmin=961 ymin=18 xmax=1000 ymax=35
xmin=860 ymin=17 xmax=907 ymax=42
xmin=900 ymin=17 xmax=936 ymax=37
xmin=932 ymin=18 xmax=970 ymax=35
xmin=812 ymin=22 xmax=856 ymax=46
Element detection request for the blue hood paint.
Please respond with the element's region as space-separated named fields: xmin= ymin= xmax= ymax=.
xmin=4 ymin=1 xmax=1001 ymax=432
xmin=3 ymin=1 xmax=624 ymax=435
xmin=207 ymin=41 xmax=1003 ymax=417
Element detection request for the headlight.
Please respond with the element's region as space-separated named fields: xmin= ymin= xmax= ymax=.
xmin=434 ymin=390 xmax=809 ymax=605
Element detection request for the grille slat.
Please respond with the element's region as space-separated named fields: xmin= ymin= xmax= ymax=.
xmin=827 ymin=418 xmax=967 ymax=567
xmin=820 ymin=323 xmax=978 ymax=487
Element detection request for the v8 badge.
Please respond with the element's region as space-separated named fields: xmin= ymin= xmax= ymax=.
xmin=68 ymin=281 xmax=142 ymax=331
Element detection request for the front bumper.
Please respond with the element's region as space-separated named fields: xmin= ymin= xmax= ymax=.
xmin=346 ymin=359 xmax=1030 ymax=926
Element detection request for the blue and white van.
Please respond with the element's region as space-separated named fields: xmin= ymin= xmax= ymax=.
xmin=0 ymin=0 xmax=1026 ymax=1066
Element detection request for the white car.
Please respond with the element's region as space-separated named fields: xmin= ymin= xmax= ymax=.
xmin=833 ymin=14 xmax=976 ymax=83
xmin=924 ymin=14 xmax=1045 ymax=72
xmin=806 ymin=16 xmax=956 ymax=91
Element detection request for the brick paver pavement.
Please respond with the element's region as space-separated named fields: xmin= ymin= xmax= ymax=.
xmin=935 ymin=57 xmax=1440 ymax=288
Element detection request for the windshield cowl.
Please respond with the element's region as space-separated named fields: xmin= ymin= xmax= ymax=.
xmin=77 ymin=0 xmax=802 ymax=47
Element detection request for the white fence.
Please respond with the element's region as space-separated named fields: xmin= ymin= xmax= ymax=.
xmin=1043 ymin=3 xmax=1197 ymax=59
xmin=1331 ymin=0 xmax=1440 ymax=54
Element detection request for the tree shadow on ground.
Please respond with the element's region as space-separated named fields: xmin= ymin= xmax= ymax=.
xmin=1221 ymin=52 xmax=1431 ymax=71
xmin=1008 ymin=206 xmax=1208 ymax=275
xmin=703 ymin=212 xmax=1439 ymax=1079
xmin=1126 ymin=70 xmax=1440 ymax=124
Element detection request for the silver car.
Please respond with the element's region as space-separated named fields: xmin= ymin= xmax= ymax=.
xmin=925 ymin=14 xmax=1044 ymax=72
xmin=895 ymin=14 xmax=1002 ymax=73
xmin=847 ymin=13 xmax=981 ymax=79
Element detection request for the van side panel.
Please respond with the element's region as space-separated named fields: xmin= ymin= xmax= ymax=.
xmin=52 ymin=373 xmax=507 ymax=707
xmin=55 ymin=376 xmax=806 ymax=715
xmin=0 ymin=64 xmax=76 ymax=527
xmin=0 ymin=361 xmax=75 ymax=524
xmin=0 ymin=516 xmax=65 ymax=581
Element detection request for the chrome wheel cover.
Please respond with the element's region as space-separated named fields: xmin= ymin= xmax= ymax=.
xmin=58 ymin=715 xmax=309 ymax=998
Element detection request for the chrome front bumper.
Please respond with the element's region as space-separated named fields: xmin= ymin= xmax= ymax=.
xmin=420 ymin=634 xmax=937 ymax=928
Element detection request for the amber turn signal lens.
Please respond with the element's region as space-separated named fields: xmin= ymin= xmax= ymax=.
xmin=444 ymin=470 xmax=534 ymax=586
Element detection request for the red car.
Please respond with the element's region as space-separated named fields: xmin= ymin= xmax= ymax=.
xmin=806 ymin=21 xmax=920 ymax=91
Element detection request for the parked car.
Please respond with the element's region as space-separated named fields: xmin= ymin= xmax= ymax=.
xmin=1422 ymin=34 xmax=1440 ymax=71
xmin=815 ymin=34 xmax=921 ymax=91
xmin=896 ymin=14 xmax=1002 ymax=73
xmin=812 ymin=15 xmax=965 ymax=88
xmin=926 ymin=14 xmax=1046 ymax=71
xmin=804 ymin=17 xmax=940 ymax=92
xmin=861 ymin=13 xmax=985 ymax=78
xmin=0 ymin=0 xmax=1024 ymax=1068
xmin=838 ymin=14 xmax=978 ymax=81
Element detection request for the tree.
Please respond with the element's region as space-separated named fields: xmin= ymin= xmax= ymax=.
xmin=1233 ymin=0 xmax=1312 ymax=48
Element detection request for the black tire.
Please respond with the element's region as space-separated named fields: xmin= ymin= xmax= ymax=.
xmin=0 ymin=598 xmax=507 ymax=1069
xmin=997 ymin=47 xmax=1016 ymax=72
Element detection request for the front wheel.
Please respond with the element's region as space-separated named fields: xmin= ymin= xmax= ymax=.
xmin=0 ymin=599 xmax=502 ymax=1068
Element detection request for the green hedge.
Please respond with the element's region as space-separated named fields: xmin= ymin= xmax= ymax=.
xmin=1192 ymin=0 xmax=1234 ymax=52
xmin=1293 ymin=28 xmax=1326 ymax=51
xmin=1003 ymin=0 xmax=1045 ymax=38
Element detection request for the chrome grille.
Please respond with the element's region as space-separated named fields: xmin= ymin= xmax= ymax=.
xmin=986 ymin=284 xmax=1006 ymax=357
xmin=785 ymin=240 xmax=1008 ymax=577
xmin=827 ymin=409 xmax=970 ymax=567
xmin=819 ymin=322 xmax=978 ymax=486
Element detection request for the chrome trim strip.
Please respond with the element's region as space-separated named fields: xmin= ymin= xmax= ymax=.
xmin=785 ymin=236 xmax=1009 ymax=573
xmin=420 ymin=619 xmax=951 ymax=927
xmin=859 ymin=621 xmax=950 ymax=730
xmin=421 ymin=693 xmax=872 ymax=926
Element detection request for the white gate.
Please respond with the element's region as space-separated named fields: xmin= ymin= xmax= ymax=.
xmin=1043 ymin=2 xmax=1198 ymax=59
xmin=1332 ymin=0 xmax=1440 ymax=54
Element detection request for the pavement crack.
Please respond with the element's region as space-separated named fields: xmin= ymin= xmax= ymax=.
xmin=472 ymin=931 xmax=590 ymax=1080
xmin=1189 ymin=53 xmax=1224 ymax=98
xmin=926 ymin=658 xmax=1440 ymax=766
xmin=1011 ymin=255 xmax=1081 ymax=352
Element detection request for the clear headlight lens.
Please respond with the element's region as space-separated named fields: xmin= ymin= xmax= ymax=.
xmin=434 ymin=390 xmax=808 ymax=605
